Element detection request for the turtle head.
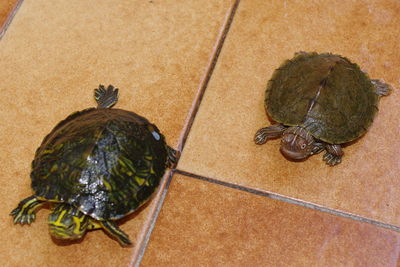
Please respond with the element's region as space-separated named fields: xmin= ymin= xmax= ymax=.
xmin=48 ymin=203 xmax=89 ymax=241
xmin=280 ymin=126 xmax=314 ymax=160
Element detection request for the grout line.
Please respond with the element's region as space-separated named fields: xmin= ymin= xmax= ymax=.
xmin=132 ymin=1 xmax=241 ymax=265
xmin=0 ymin=0 xmax=24 ymax=40
xmin=129 ymin=170 xmax=174 ymax=267
xmin=175 ymin=169 xmax=400 ymax=233
xmin=177 ymin=0 xmax=241 ymax=153
xmin=131 ymin=171 xmax=174 ymax=267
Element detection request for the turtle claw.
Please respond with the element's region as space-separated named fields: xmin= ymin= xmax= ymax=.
xmin=118 ymin=233 xmax=133 ymax=247
xmin=254 ymin=124 xmax=286 ymax=145
xmin=99 ymin=220 xmax=133 ymax=247
xmin=323 ymin=152 xmax=342 ymax=166
xmin=371 ymin=79 xmax=392 ymax=97
xmin=95 ymin=84 xmax=119 ymax=108
xmin=25 ymin=213 xmax=36 ymax=224
xmin=166 ymin=146 xmax=179 ymax=168
xmin=11 ymin=207 xmax=36 ymax=225
xmin=254 ymin=129 xmax=268 ymax=145
xmin=10 ymin=207 xmax=22 ymax=224
xmin=311 ymin=142 xmax=325 ymax=155
xmin=10 ymin=196 xmax=43 ymax=225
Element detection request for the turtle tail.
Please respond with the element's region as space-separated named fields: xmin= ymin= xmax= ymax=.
xmin=95 ymin=85 xmax=119 ymax=108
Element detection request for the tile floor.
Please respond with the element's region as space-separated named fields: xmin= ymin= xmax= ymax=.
xmin=0 ymin=0 xmax=399 ymax=266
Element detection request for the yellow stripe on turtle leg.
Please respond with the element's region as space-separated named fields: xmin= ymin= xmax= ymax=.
xmin=72 ymin=215 xmax=89 ymax=236
xmin=53 ymin=209 xmax=68 ymax=226
xmin=87 ymin=219 xmax=102 ymax=230
xmin=10 ymin=195 xmax=44 ymax=225
xmin=99 ymin=220 xmax=132 ymax=246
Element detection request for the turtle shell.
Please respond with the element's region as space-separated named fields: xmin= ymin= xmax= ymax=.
xmin=31 ymin=108 xmax=168 ymax=220
xmin=265 ymin=52 xmax=379 ymax=144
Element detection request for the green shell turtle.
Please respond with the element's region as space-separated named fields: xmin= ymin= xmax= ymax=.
xmin=254 ymin=52 xmax=391 ymax=166
xmin=11 ymin=85 xmax=177 ymax=246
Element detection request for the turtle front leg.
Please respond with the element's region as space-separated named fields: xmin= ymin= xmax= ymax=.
xmin=323 ymin=144 xmax=343 ymax=166
xmin=311 ymin=142 xmax=325 ymax=155
xmin=254 ymin=124 xmax=286 ymax=145
xmin=10 ymin=195 xmax=44 ymax=224
xmin=99 ymin=220 xmax=132 ymax=246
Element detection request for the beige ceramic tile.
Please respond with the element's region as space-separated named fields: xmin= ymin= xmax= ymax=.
xmin=0 ymin=0 xmax=234 ymax=266
xmin=179 ymin=0 xmax=400 ymax=226
xmin=142 ymin=174 xmax=400 ymax=266
xmin=0 ymin=0 xmax=18 ymax=29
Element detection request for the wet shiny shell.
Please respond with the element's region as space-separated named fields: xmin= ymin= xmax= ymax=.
xmin=266 ymin=52 xmax=379 ymax=144
xmin=31 ymin=108 xmax=168 ymax=220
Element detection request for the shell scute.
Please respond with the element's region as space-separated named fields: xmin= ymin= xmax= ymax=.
xmin=31 ymin=108 xmax=168 ymax=220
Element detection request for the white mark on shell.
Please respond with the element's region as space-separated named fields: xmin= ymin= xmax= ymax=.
xmin=152 ymin=131 xmax=160 ymax=140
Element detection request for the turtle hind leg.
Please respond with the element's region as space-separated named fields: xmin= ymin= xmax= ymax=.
xmin=11 ymin=195 xmax=44 ymax=225
xmin=254 ymin=124 xmax=286 ymax=145
xmin=371 ymin=79 xmax=392 ymax=97
xmin=166 ymin=146 xmax=179 ymax=168
xmin=99 ymin=220 xmax=132 ymax=246
xmin=95 ymin=84 xmax=119 ymax=108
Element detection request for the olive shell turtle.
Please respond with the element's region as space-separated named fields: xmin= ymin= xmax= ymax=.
xmin=254 ymin=52 xmax=391 ymax=165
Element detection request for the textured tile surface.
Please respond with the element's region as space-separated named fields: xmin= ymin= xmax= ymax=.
xmin=142 ymin=174 xmax=400 ymax=266
xmin=179 ymin=0 xmax=400 ymax=225
xmin=0 ymin=0 xmax=233 ymax=266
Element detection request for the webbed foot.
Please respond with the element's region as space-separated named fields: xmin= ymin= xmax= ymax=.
xmin=166 ymin=146 xmax=179 ymax=168
xmin=371 ymin=79 xmax=392 ymax=97
xmin=323 ymin=144 xmax=343 ymax=166
xmin=323 ymin=152 xmax=342 ymax=166
xmin=311 ymin=142 xmax=325 ymax=155
xmin=95 ymin=85 xmax=119 ymax=108
xmin=11 ymin=196 xmax=44 ymax=225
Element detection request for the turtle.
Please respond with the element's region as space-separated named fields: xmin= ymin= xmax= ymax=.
xmin=10 ymin=85 xmax=177 ymax=246
xmin=254 ymin=52 xmax=391 ymax=166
